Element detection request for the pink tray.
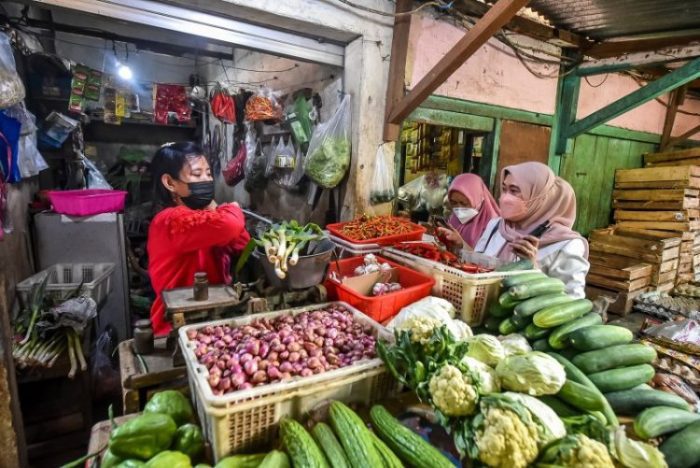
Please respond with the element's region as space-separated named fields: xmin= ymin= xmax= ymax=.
xmin=48 ymin=189 xmax=127 ymax=216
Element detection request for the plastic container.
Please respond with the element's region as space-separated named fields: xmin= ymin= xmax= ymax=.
xmin=16 ymin=263 xmax=115 ymax=308
xmin=48 ymin=189 xmax=127 ymax=216
xmin=329 ymin=234 xmax=381 ymax=259
xmin=326 ymin=217 xmax=426 ymax=246
xmin=178 ymin=302 xmax=395 ymax=461
xmin=382 ymin=248 xmax=538 ymax=326
xmin=326 ymin=256 xmax=435 ymax=323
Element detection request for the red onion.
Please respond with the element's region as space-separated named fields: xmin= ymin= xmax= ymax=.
xmin=244 ymin=360 xmax=258 ymax=376
xmin=200 ymin=335 xmax=212 ymax=345
xmin=280 ymin=372 xmax=292 ymax=380
xmin=292 ymin=363 xmax=303 ymax=374
xmin=288 ymin=352 xmax=301 ymax=363
xmin=216 ymin=360 xmax=227 ymax=370
xmin=209 ymin=374 xmax=221 ymax=387
xmin=240 ymin=382 xmax=253 ymax=390
xmin=267 ymin=351 xmax=279 ymax=362
xmin=221 ymin=377 xmax=232 ymax=391
xmin=222 ymin=334 xmax=233 ymax=344
xmin=308 ymin=357 xmax=321 ymax=369
xmin=240 ymin=353 xmax=253 ymax=364
xmin=300 ymin=368 xmax=313 ymax=377
xmin=299 ymin=349 xmax=308 ymax=360
xmin=280 ymin=350 xmax=290 ymax=360
xmin=267 ymin=366 xmax=281 ymax=380
xmin=230 ymin=364 xmax=242 ymax=375
xmin=231 ymin=372 xmax=246 ymax=387
xmin=209 ymin=366 xmax=222 ymax=377
xmin=258 ymin=360 xmax=269 ymax=371
xmin=187 ymin=329 xmax=198 ymax=340
xmin=282 ymin=335 xmax=296 ymax=346
xmin=252 ymin=370 xmax=267 ymax=383
xmin=288 ymin=342 xmax=301 ymax=353
xmin=279 ymin=362 xmax=293 ymax=373
xmin=259 ymin=343 xmax=270 ymax=358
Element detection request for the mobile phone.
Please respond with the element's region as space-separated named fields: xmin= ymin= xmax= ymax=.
xmin=528 ymin=220 xmax=551 ymax=238
xmin=433 ymin=216 xmax=451 ymax=229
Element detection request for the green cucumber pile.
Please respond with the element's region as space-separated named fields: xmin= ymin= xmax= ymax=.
xmin=495 ymin=271 xmax=700 ymax=468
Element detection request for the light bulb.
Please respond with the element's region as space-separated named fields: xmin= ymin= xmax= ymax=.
xmin=118 ymin=64 xmax=133 ymax=80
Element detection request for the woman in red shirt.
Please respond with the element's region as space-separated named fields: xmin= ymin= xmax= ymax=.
xmin=147 ymin=142 xmax=250 ymax=335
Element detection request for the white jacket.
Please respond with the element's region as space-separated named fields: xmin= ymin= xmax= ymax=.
xmin=474 ymin=218 xmax=590 ymax=299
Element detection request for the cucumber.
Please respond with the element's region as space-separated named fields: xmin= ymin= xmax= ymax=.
xmin=537 ymin=395 xmax=580 ymax=418
xmin=547 ymin=352 xmax=618 ymax=426
xmin=498 ymin=317 xmax=518 ymax=335
xmin=483 ymin=315 xmax=502 ymax=333
xmin=498 ymin=291 xmax=521 ymax=308
xmin=258 ymin=450 xmax=291 ymax=468
xmin=557 ymin=379 xmax=604 ymax=412
xmin=604 ymin=388 xmax=690 ymax=416
xmin=660 ymin=420 xmax=700 ymax=468
xmin=508 ymin=278 xmax=566 ymax=300
xmin=510 ymin=313 xmax=531 ymax=330
xmin=558 ymin=348 xmax=579 ymax=361
xmin=573 ymin=344 xmax=657 ymax=374
xmin=502 ymin=272 xmax=547 ymax=289
xmin=514 ymin=293 xmax=573 ymax=319
xmin=312 ymin=423 xmax=350 ymax=468
xmin=280 ymin=418 xmax=329 ymax=468
xmin=532 ymin=338 xmax=552 ymax=352
xmin=548 ymin=313 xmax=603 ymax=350
xmin=524 ymin=323 xmax=550 ymax=340
xmin=488 ymin=301 xmax=513 ymax=319
xmin=634 ymin=406 xmax=700 ymax=439
xmin=329 ymin=402 xmax=382 ymax=468
xmin=533 ymin=299 xmax=593 ymax=328
xmin=370 ymin=405 xmax=453 ymax=468
xmin=368 ymin=431 xmax=403 ymax=468
xmin=494 ymin=259 xmax=534 ymax=272
xmin=587 ymin=364 xmax=655 ymax=393
xmin=568 ymin=325 xmax=634 ymax=351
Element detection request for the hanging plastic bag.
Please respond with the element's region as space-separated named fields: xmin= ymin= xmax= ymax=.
xmin=397 ymin=175 xmax=425 ymax=211
xmin=244 ymin=138 xmax=269 ymax=193
xmin=0 ymin=33 xmax=25 ymax=109
xmin=91 ymin=328 xmax=121 ymax=401
xmin=304 ymin=94 xmax=351 ymax=189
xmin=275 ymin=146 xmax=305 ymax=190
xmin=5 ymin=104 xmax=48 ymax=178
xmin=274 ymin=136 xmax=296 ymax=170
xmin=245 ymin=87 xmax=282 ymax=122
xmin=210 ymin=85 xmax=236 ymax=124
xmin=370 ymin=144 xmax=395 ymax=205
xmin=84 ymin=155 xmax=112 ymax=189
xmin=223 ymin=140 xmax=246 ymax=186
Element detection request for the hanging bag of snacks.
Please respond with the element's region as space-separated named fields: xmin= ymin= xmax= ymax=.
xmin=370 ymin=144 xmax=396 ymax=205
xmin=244 ymin=87 xmax=282 ymax=122
xmin=304 ymin=93 xmax=351 ymax=189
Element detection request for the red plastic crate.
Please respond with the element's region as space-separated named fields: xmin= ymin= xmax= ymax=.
xmin=326 ymin=217 xmax=426 ymax=246
xmin=325 ymin=256 xmax=435 ymax=323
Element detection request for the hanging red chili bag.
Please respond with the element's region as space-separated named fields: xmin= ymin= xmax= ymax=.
xmin=210 ymin=86 xmax=236 ymax=124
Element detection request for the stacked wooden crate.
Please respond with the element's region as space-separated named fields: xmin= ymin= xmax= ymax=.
xmin=613 ymin=165 xmax=700 ymax=286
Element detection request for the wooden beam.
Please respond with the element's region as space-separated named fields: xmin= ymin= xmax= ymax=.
xmin=668 ymin=123 xmax=700 ymax=148
xmin=660 ymin=87 xmax=686 ymax=151
xmin=383 ymin=0 xmax=412 ymax=142
xmin=549 ymin=49 xmax=581 ymax=168
xmin=567 ymin=57 xmax=700 ymax=138
xmin=388 ymin=0 xmax=531 ymax=126
xmin=577 ymin=45 xmax=700 ymax=77
xmin=586 ymin=33 xmax=700 ymax=59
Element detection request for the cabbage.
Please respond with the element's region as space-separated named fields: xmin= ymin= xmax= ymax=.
xmin=499 ymin=334 xmax=532 ymax=356
xmin=611 ymin=426 xmax=668 ymax=468
xmin=495 ymin=351 xmax=566 ymax=396
xmin=461 ymin=356 xmax=501 ymax=394
xmin=466 ymin=334 xmax=506 ymax=367
xmin=503 ymin=392 xmax=566 ymax=444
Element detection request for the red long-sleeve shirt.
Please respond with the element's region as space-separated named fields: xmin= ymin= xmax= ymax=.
xmin=147 ymin=204 xmax=250 ymax=336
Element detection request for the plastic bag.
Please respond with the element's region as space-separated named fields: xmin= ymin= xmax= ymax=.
xmin=304 ymin=94 xmax=351 ymax=189
xmin=265 ymin=137 xmax=281 ymax=177
xmin=18 ymin=133 xmax=47 ymax=178
xmin=84 ymin=155 xmax=113 ymax=189
xmin=274 ymin=146 xmax=305 ymax=190
xmin=387 ymin=296 xmax=472 ymax=340
xmin=245 ymin=87 xmax=282 ymax=121
xmin=420 ymin=172 xmax=449 ymax=211
xmin=91 ymin=328 xmax=121 ymax=401
xmin=244 ymin=136 xmax=268 ymax=193
xmin=0 ymin=33 xmax=25 ymax=109
xmin=223 ymin=141 xmax=246 ymax=186
xmin=370 ymin=144 xmax=395 ymax=205
xmin=397 ymin=175 xmax=425 ymax=211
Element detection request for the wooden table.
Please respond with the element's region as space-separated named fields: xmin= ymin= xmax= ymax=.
xmin=163 ymin=285 xmax=242 ymax=330
xmin=119 ymin=338 xmax=188 ymax=414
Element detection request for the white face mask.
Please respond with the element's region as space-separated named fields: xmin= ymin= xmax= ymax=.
xmin=453 ymin=207 xmax=479 ymax=224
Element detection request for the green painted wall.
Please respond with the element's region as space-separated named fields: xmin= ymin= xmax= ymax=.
xmin=559 ymin=134 xmax=656 ymax=236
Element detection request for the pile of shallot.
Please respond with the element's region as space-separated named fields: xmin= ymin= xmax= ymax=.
xmin=186 ymin=305 xmax=377 ymax=395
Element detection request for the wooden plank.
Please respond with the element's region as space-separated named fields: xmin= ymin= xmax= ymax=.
xmin=383 ymin=0 xmax=413 ymax=141
xmin=589 ymin=263 xmax=652 ymax=281
xmin=615 ymin=166 xmax=700 ymax=184
xmin=588 ymin=252 xmax=646 ymax=269
xmin=585 ymin=285 xmax=647 ymax=316
xmin=589 ymin=243 xmax=664 ymax=264
xmin=590 ymin=229 xmax=681 ymax=250
xmin=614 ymin=210 xmax=699 ymax=222
xmin=656 ymin=282 xmax=675 ymax=293
xmin=652 ymin=258 xmax=680 ymax=275
xmin=612 ymin=188 xmax=699 ymax=200
xmin=616 ymin=220 xmax=700 ymax=232
xmin=388 ymin=0 xmax=531 ymax=125
xmin=644 ymin=147 xmax=700 ymax=164
xmin=660 ymin=87 xmax=685 ymax=151
xmin=647 ymin=157 xmax=700 ymax=168
xmin=615 ymin=179 xmax=700 ymax=189
xmin=612 ymin=226 xmax=685 ymax=241
xmin=613 ymin=199 xmax=699 ymax=210
xmin=651 ymin=271 xmax=678 ymax=285
xmin=668 ymin=124 xmax=700 ymax=149
xmin=586 ymin=34 xmax=700 ymax=59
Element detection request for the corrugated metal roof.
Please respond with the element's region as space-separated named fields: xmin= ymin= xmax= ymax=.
xmin=528 ymin=0 xmax=700 ymax=40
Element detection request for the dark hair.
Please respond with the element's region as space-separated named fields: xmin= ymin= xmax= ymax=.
xmin=151 ymin=141 xmax=205 ymax=207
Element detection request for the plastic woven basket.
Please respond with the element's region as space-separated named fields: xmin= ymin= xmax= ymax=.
xmin=178 ymin=302 xmax=396 ymax=461
xmin=382 ymin=248 xmax=538 ymax=325
xmin=15 ymin=263 xmax=115 ymax=308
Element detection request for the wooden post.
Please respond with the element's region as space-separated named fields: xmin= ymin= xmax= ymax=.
xmin=660 ymin=86 xmax=687 ymax=151
xmin=667 ymin=123 xmax=700 ymax=149
xmin=383 ymin=0 xmax=413 ymax=142
xmin=387 ymin=0 xmax=531 ymax=125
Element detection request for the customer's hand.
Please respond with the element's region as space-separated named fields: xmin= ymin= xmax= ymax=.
xmin=512 ymin=235 xmax=539 ymax=266
xmin=437 ymin=226 xmax=465 ymax=247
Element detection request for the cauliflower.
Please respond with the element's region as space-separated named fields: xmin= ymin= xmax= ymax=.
xmin=460 ymin=356 xmax=500 ymax=394
xmin=466 ymin=334 xmax=506 ymax=366
xmin=396 ymin=315 xmax=441 ymax=344
xmin=537 ymin=434 xmax=615 ymax=468
xmin=428 ymin=364 xmax=478 ymax=416
xmin=475 ymin=407 xmax=539 ymax=468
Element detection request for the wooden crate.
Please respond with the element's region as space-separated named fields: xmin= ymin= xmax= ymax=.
xmin=589 ymin=229 xmax=680 ymax=263
xmin=612 ymin=188 xmax=700 ymax=211
xmin=614 ymin=210 xmax=700 ymax=222
xmin=615 ymin=166 xmax=700 ymax=189
xmin=585 ymin=285 xmax=647 ymax=316
xmin=657 ymin=282 xmax=675 ymax=293
xmin=644 ymin=148 xmax=700 ymax=167
xmin=615 ymin=220 xmax=700 ymax=232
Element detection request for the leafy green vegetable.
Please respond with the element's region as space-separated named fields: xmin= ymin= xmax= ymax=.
xmin=496 ymin=351 xmax=566 ymax=396
xmin=466 ymin=334 xmax=506 ymax=366
xmin=305 ymin=137 xmax=350 ymax=189
xmin=537 ymin=434 xmax=615 ymax=467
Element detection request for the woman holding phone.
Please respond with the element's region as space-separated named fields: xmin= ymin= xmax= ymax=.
xmin=474 ymin=162 xmax=589 ymax=298
xmin=437 ymin=173 xmax=501 ymax=249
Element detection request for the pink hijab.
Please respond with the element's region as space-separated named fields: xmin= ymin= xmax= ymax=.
xmin=447 ymin=174 xmax=501 ymax=248
xmin=497 ymin=162 xmax=588 ymax=260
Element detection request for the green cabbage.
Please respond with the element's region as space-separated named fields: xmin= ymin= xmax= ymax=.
xmin=466 ymin=334 xmax=506 ymax=367
xmin=495 ymin=351 xmax=566 ymax=396
xmin=611 ymin=426 xmax=668 ymax=468
xmin=504 ymin=392 xmax=566 ymax=444
xmin=460 ymin=356 xmax=501 ymax=394
xmin=499 ymin=333 xmax=532 ymax=356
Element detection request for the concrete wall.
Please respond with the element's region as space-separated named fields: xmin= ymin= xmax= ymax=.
xmin=407 ymin=13 xmax=700 ymax=139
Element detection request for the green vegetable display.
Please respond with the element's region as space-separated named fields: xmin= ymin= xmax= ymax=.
xmin=305 ymin=137 xmax=350 ymax=189
xmin=495 ymin=351 xmax=566 ymax=396
xmin=428 ymin=364 xmax=479 ymax=417
xmin=109 ymin=413 xmax=178 ymax=460
xmin=611 ymin=426 xmax=668 ymax=468
xmin=250 ymin=220 xmax=325 ymax=279
xmin=145 ymin=451 xmax=192 ymax=468
xmin=172 ymin=424 xmax=205 ymax=463
xmin=536 ymin=434 xmax=614 ymax=467
xmin=143 ymin=390 xmax=195 ymax=427
xmin=214 ymin=454 xmax=266 ymax=468
xmin=465 ymin=334 xmax=506 ymax=367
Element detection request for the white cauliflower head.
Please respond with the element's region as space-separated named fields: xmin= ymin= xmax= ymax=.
xmin=475 ymin=407 xmax=539 ymax=468
xmin=538 ymin=434 xmax=615 ymax=468
xmin=397 ymin=315 xmax=442 ymax=344
xmin=428 ymin=364 xmax=478 ymax=417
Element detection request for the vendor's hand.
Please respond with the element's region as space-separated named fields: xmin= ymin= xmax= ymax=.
xmin=206 ymin=200 xmax=218 ymax=210
xmin=511 ymin=235 xmax=539 ymax=265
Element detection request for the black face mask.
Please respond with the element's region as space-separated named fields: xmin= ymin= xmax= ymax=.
xmin=180 ymin=180 xmax=215 ymax=210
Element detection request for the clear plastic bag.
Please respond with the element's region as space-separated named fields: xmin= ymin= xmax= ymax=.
xmin=245 ymin=87 xmax=283 ymax=121
xmin=275 ymin=146 xmax=305 ymax=190
xmin=370 ymin=144 xmax=395 ymax=205
xmin=84 ymin=155 xmax=113 ymax=189
xmin=244 ymin=136 xmax=269 ymax=193
xmin=304 ymin=94 xmax=351 ymax=189
xmin=0 ymin=33 xmax=25 ymax=109
xmin=397 ymin=175 xmax=425 ymax=211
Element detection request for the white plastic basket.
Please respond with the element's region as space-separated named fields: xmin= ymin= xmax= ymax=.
xmin=16 ymin=263 xmax=115 ymax=308
xmin=329 ymin=234 xmax=381 ymax=258
xmin=178 ymin=302 xmax=396 ymax=461
xmin=382 ymin=248 xmax=538 ymax=325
